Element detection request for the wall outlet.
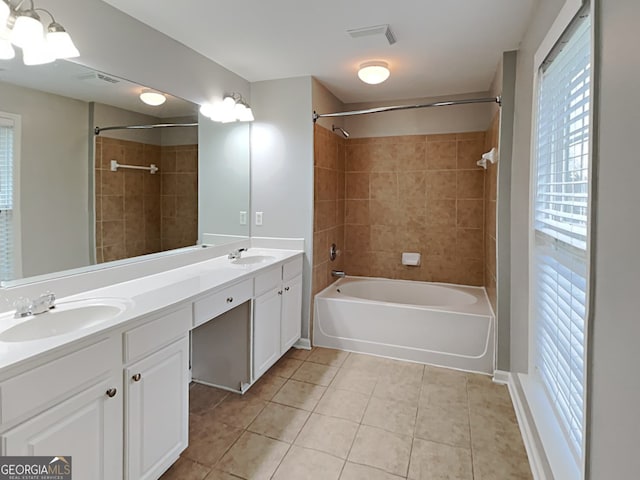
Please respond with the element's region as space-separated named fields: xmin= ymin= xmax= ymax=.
xmin=255 ymin=211 xmax=263 ymax=226
xmin=239 ymin=211 xmax=247 ymax=225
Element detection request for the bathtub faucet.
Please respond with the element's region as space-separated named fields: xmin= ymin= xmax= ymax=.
xmin=331 ymin=270 xmax=346 ymax=278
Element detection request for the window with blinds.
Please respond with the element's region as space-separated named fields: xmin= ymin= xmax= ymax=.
xmin=0 ymin=116 xmax=16 ymax=282
xmin=533 ymin=11 xmax=591 ymax=462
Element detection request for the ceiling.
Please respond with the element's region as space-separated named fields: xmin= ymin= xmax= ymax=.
xmin=101 ymin=0 xmax=536 ymax=104
xmin=0 ymin=57 xmax=196 ymax=118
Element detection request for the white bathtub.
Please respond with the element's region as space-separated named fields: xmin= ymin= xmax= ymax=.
xmin=314 ymin=277 xmax=495 ymax=374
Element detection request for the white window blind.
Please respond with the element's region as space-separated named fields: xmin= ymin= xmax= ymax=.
xmin=533 ymin=11 xmax=591 ymax=463
xmin=0 ymin=116 xmax=15 ymax=282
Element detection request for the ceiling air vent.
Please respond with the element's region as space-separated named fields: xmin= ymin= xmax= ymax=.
xmin=347 ymin=24 xmax=396 ymax=45
xmin=76 ymin=72 xmax=120 ymax=85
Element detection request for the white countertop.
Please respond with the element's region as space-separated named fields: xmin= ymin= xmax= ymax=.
xmin=0 ymin=248 xmax=303 ymax=372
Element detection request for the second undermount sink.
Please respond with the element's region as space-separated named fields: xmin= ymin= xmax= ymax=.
xmin=231 ymin=255 xmax=276 ymax=265
xmin=0 ymin=298 xmax=130 ymax=343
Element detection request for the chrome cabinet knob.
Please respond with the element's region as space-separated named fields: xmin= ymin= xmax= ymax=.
xmin=278 ymin=290 xmax=283 ymax=295
xmin=284 ymin=286 xmax=290 ymax=292
xmin=132 ymin=373 xmax=142 ymax=382
xmin=226 ymin=297 xmax=233 ymax=303
xmin=106 ymin=388 xmax=117 ymax=398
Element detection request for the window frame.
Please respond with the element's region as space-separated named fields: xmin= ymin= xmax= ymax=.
xmin=527 ymin=0 xmax=594 ymax=478
xmin=0 ymin=111 xmax=22 ymax=282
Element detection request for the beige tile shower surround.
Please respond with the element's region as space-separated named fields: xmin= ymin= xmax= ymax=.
xmin=95 ymin=137 xmax=198 ymax=263
xmin=161 ymin=347 xmax=532 ymax=480
xmin=313 ymin=125 xmax=347 ymax=295
xmin=484 ymin=113 xmax=499 ymax=312
xmin=312 ymin=124 xmax=492 ymax=290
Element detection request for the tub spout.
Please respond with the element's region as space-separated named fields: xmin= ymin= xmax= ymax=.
xmin=331 ymin=270 xmax=346 ymax=278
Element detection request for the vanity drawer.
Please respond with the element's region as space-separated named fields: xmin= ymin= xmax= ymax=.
xmin=254 ymin=267 xmax=282 ymax=296
xmin=124 ymin=305 xmax=191 ymax=362
xmin=283 ymin=256 xmax=303 ymax=281
xmin=0 ymin=337 xmax=119 ymax=425
xmin=193 ymin=279 xmax=253 ymax=327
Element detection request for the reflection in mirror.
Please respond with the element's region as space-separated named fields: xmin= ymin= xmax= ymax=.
xmin=0 ymin=58 xmax=204 ymax=285
xmin=198 ymin=115 xmax=250 ymax=246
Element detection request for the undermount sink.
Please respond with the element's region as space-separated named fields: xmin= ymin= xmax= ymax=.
xmin=0 ymin=298 xmax=130 ymax=343
xmin=231 ymin=255 xmax=276 ymax=265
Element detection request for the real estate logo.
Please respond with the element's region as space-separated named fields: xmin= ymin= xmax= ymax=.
xmin=0 ymin=456 xmax=72 ymax=480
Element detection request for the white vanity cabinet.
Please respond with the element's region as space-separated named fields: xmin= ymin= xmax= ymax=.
xmin=253 ymin=257 xmax=303 ymax=380
xmin=0 ymin=338 xmax=123 ymax=479
xmin=123 ymin=306 xmax=191 ymax=480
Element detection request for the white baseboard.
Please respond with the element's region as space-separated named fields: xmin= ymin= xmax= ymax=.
xmin=293 ymin=338 xmax=311 ymax=350
xmin=502 ymin=371 xmax=549 ymax=480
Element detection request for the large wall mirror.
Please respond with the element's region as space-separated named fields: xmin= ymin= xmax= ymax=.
xmin=0 ymin=58 xmax=250 ymax=286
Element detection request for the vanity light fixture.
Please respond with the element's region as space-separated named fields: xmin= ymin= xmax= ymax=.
xmin=0 ymin=0 xmax=79 ymax=65
xmin=139 ymin=89 xmax=167 ymax=106
xmin=358 ymin=61 xmax=391 ymax=85
xmin=200 ymin=93 xmax=254 ymax=123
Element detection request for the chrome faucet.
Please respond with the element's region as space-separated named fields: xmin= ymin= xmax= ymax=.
xmin=14 ymin=292 xmax=56 ymax=318
xmin=228 ymin=248 xmax=247 ymax=260
xmin=331 ymin=270 xmax=346 ymax=278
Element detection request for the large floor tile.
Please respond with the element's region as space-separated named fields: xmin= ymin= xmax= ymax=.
xmin=272 ymin=379 xmax=326 ymax=411
xmin=307 ymin=347 xmax=350 ymax=367
xmin=269 ymin=357 xmax=303 ymax=378
xmin=414 ymin=403 xmax=471 ymax=449
xmin=472 ymin=445 xmax=533 ymax=480
xmin=189 ymin=383 xmax=229 ymax=415
xmin=408 ymin=438 xmax=473 ymax=480
xmin=291 ymin=361 xmax=339 ymax=386
xmin=183 ymin=419 xmax=243 ymax=467
xmin=340 ymin=462 xmax=405 ymax=480
xmin=373 ymin=377 xmax=422 ymax=407
xmin=295 ymin=413 xmax=359 ymax=459
xmin=160 ymin=457 xmax=210 ymax=480
xmin=272 ymin=445 xmax=344 ymax=480
xmin=362 ymin=396 xmax=417 ymax=436
xmin=206 ymin=393 xmax=267 ymax=429
xmin=315 ymin=387 xmax=370 ymax=423
xmin=216 ymin=431 xmax=289 ymax=480
xmin=245 ymin=372 xmax=287 ymax=401
xmin=422 ymin=366 xmax=468 ymax=389
xmin=203 ymin=470 xmax=241 ymax=480
xmin=285 ymin=347 xmax=313 ymax=361
xmin=248 ymin=402 xmax=310 ymax=442
xmin=330 ymin=367 xmax=378 ymax=396
xmin=348 ymin=425 xmax=412 ymax=477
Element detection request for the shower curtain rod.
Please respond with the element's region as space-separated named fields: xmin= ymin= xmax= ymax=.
xmin=312 ymin=96 xmax=501 ymax=122
xmin=94 ymin=122 xmax=198 ymax=135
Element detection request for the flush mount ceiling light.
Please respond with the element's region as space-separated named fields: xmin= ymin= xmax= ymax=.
xmin=199 ymin=93 xmax=254 ymax=123
xmin=358 ymin=61 xmax=390 ymax=85
xmin=139 ymin=89 xmax=167 ymax=106
xmin=0 ymin=0 xmax=79 ymax=65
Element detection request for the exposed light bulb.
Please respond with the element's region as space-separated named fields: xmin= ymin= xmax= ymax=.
xmin=199 ymin=103 xmax=214 ymax=118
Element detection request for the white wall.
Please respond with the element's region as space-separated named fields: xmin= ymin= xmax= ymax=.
xmin=45 ymin=0 xmax=249 ymax=106
xmin=250 ymin=77 xmax=314 ymax=340
xmin=343 ymin=92 xmax=494 ymax=138
xmin=198 ymin=118 xmax=250 ymax=240
xmin=588 ymin=0 xmax=640 ymax=476
xmin=509 ymin=0 xmax=566 ymax=374
xmin=312 ymin=78 xmax=345 ymax=132
xmin=0 ymin=81 xmax=90 ymax=279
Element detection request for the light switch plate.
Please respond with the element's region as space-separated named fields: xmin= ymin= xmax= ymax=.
xmin=239 ymin=211 xmax=247 ymax=225
xmin=255 ymin=211 xmax=263 ymax=226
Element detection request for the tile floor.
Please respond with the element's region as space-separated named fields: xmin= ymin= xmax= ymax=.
xmin=161 ymin=347 xmax=532 ymax=480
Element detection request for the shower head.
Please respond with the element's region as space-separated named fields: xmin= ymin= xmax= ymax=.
xmin=332 ymin=125 xmax=350 ymax=138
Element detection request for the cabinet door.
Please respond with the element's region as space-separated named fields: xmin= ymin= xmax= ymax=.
xmin=125 ymin=336 xmax=189 ymax=480
xmin=281 ymin=274 xmax=303 ymax=354
xmin=2 ymin=377 xmax=123 ymax=480
xmin=253 ymin=288 xmax=282 ymax=380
